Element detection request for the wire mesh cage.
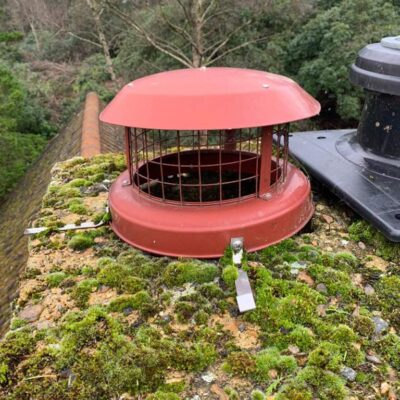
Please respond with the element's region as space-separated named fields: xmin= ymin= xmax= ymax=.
xmin=124 ymin=125 xmax=289 ymax=205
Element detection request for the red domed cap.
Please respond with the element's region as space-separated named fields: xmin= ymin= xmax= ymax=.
xmin=100 ymin=67 xmax=320 ymax=130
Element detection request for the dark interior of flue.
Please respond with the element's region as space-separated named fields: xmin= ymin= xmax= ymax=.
xmin=134 ymin=150 xmax=281 ymax=203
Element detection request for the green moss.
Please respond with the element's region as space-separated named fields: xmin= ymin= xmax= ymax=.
xmin=294 ymin=367 xmax=347 ymax=400
xmin=376 ymin=275 xmax=400 ymax=311
xmin=223 ymin=351 xmax=256 ymax=376
xmin=254 ymin=347 xmax=297 ymax=381
xmin=330 ymin=325 xmax=358 ymax=344
xmin=9 ymin=318 xmax=27 ymax=330
xmin=224 ymin=386 xmax=240 ymax=400
xmin=68 ymin=233 xmax=95 ymax=250
xmin=222 ymin=265 xmax=239 ymax=289
xmin=68 ymin=202 xmax=88 ymax=215
xmin=67 ymin=178 xmax=91 ymax=187
xmin=333 ymin=252 xmax=358 ymax=272
xmin=46 ymin=271 xmax=67 ymax=288
xmin=162 ymin=260 xmax=218 ymax=287
xmin=72 ymin=279 xmax=98 ymax=308
xmin=308 ymin=264 xmax=360 ymax=300
xmin=276 ymin=384 xmax=313 ymax=400
xmin=0 ymin=327 xmax=38 ymax=384
xmin=251 ymin=389 xmax=265 ymax=400
xmin=352 ymin=315 xmax=375 ymax=337
xmin=377 ymin=334 xmax=400 ymax=369
xmin=349 ymin=220 xmax=400 ymax=262
xmin=108 ymin=291 xmax=156 ymax=316
xmin=269 ymin=325 xmax=316 ymax=352
xmin=308 ymin=342 xmax=342 ymax=371
xmin=198 ymin=283 xmax=225 ymax=299
xmin=147 ymin=391 xmax=180 ymax=400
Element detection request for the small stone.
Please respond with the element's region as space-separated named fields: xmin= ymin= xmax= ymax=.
xmin=321 ymin=214 xmax=334 ymax=224
xmin=201 ymin=371 xmax=215 ymax=383
xmin=381 ymin=382 xmax=390 ymax=395
xmin=211 ymin=384 xmax=229 ymax=400
xmin=366 ymin=354 xmax=382 ymax=364
xmin=19 ymin=304 xmax=43 ymax=322
xmin=341 ymin=240 xmax=349 ymax=246
xmin=364 ymin=284 xmax=375 ymax=296
xmin=123 ymin=307 xmax=133 ymax=316
xmin=341 ymin=366 xmax=357 ymax=382
xmin=316 ymin=283 xmax=328 ymax=294
xmin=191 ymin=396 xmax=201 ymax=400
xmin=238 ymin=323 xmax=246 ymax=332
xmin=288 ymin=345 xmax=300 ymax=355
xmin=358 ymin=241 xmax=366 ymax=250
xmin=372 ymin=316 xmax=389 ymax=335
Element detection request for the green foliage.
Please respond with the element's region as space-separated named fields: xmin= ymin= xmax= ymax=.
xmin=254 ymin=348 xmax=297 ymax=381
xmin=285 ymin=0 xmax=399 ymax=123
xmin=0 ymin=130 xmax=46 ymax=199
xmin=162 ymin=260 xmax=219 ymax=287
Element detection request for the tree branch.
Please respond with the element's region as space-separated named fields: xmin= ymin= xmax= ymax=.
xmin=204 ymin=20 xmax=252 ymax=62
xmin=106 ymin=1 xmax=193 ymax=67
xmin=204 ymin=36 xmax=268 ymax=66
xmin=67 ymin=32 xmax=102 ymax=48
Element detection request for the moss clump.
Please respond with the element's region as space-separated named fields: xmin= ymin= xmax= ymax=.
xmin=269 ymin=325 xmax=316 ymax=352
xmin=67 ymin=178 xmax=91 ymax=187
xmin=46 ymin=271 xmax=67 ymax=288
xmin=376 ymin=275 xmax=400 ymax=311
xmin=162 ymin=261 xmax=218 ymax=287
xmin=96 ymin=259 xmax=146 ymax=294
xmin=198 ymin=282 xmax=225 ymax=300
xmin=308 ymin=264 xmax=360 ymax=300
xmin=222 ymin=265 xmax=239 ymax=289
xmin=108 ymin=291 xmax=156 ymax=316
xmin=224 ymin=351 xmax=256 ymax=376
xmin=377 ymin=334 xmax=400 ymax=369
xmin=294 ymin=367 xmax=347 ymax=400
xmin=68 ymin=202 xmax=88 ymax=215
xmin=68 ymin=233 xmax=95 ymax=250
xmin=254 ymin=347 xmax=297 ymax=381
xmin=352 ymin=315 xmax=375 ymax=337
xmin=349 ymin=220 xmax=400 ymax=262
xmin=333 ymin=252 xmax=358 ymax=272
xmin=251 ymin=390 xmax=265 ymax=400
xmin=174 ymin=301 xmax=197 ymax=323
xmin=72 ymin=279 xmax=98 ymax=308
xmin=0 ymin=327 xmax=38 ymax=385
xmin=308 ymin=342 xmax=342 ymax=371
xmin=224 ymin=386 xmax=240 ymax=400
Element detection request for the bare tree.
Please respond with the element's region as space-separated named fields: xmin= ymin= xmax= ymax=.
xmin=84 ymin=0 xmax=116 ymax=80
xmin=106 ymin=0 xmax=266 ymax=68
xmin=7 ymin=0 xmax=69 ymax=51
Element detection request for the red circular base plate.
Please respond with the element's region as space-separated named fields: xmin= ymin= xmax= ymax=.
xmin=108 ymin=164 xmax=314 ymax=258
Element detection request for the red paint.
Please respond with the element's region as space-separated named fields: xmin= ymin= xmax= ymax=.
xmin=100 ymin=67 xmax=320 ymax=257
xmin=100 ymin=68 xmax=320 ymax=130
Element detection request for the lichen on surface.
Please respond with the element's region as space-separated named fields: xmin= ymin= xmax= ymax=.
xmin=0 ymin=154 xmax=399 ymax=399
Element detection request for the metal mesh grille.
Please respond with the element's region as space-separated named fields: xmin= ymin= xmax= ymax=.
xmin=126 ymin=126 xmax=289 ymax=205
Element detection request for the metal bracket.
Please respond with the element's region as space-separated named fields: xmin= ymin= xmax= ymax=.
xmin=231 ymin=237 xmax=256 ymax=313
xmin=24 ymin=207 xmax=110 ymax=235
